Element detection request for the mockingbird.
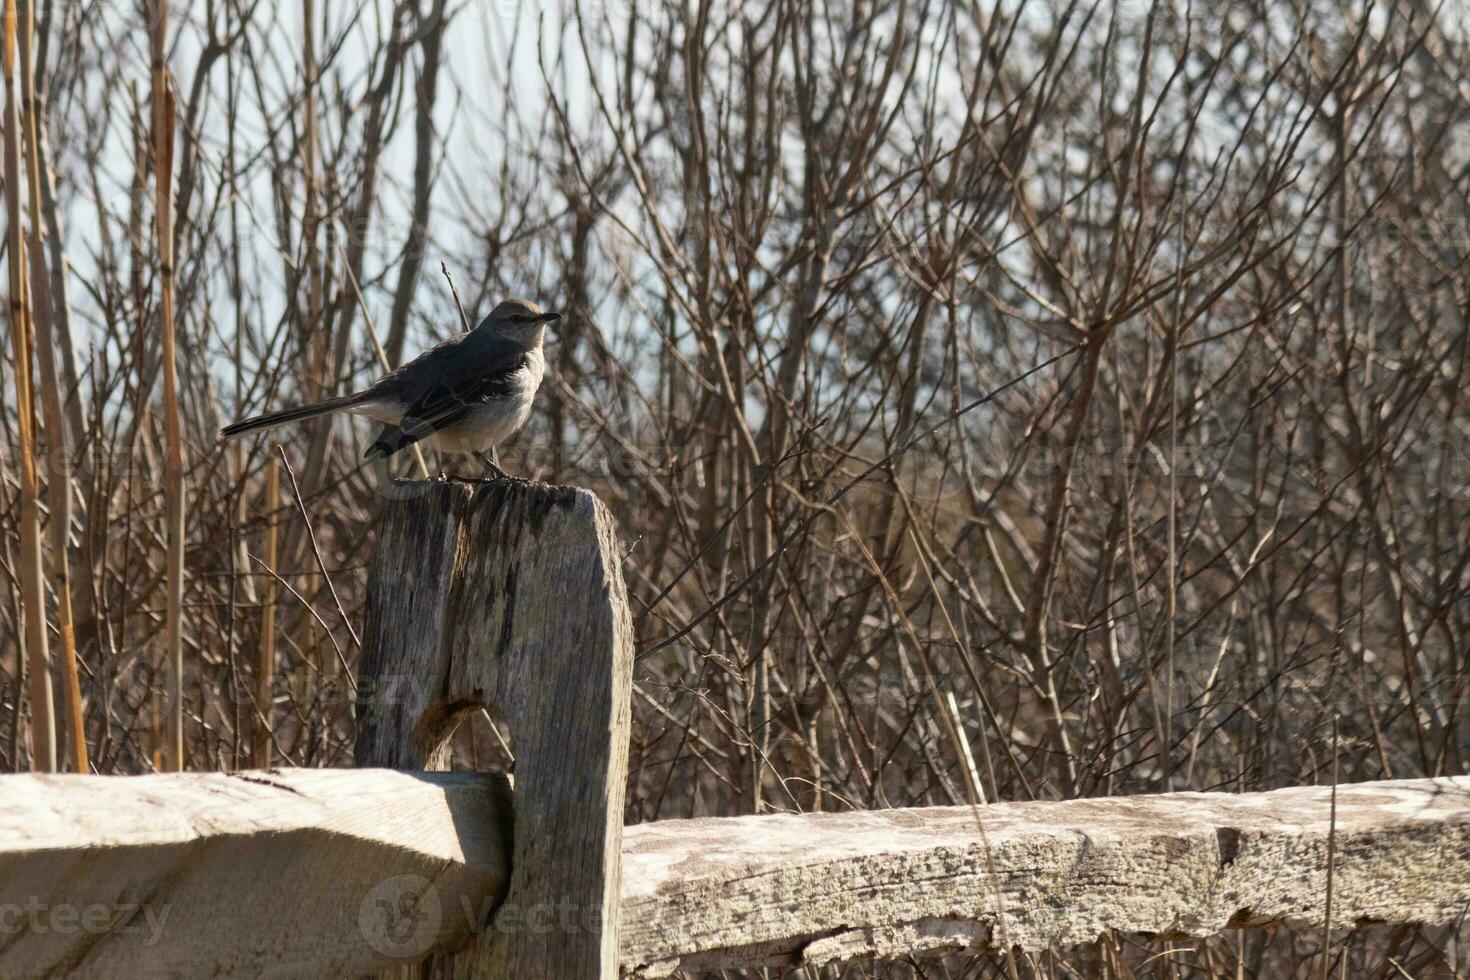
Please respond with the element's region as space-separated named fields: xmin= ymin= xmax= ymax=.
xmin=220 ymin=298 xmax=560 ymax=478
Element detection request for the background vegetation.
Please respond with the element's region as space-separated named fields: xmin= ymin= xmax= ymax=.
xmin=2 ymin=0 xmax=1468 ymax=975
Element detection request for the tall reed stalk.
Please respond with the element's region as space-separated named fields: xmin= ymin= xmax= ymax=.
xmin=17 ymin=0 xmax=83 ymax=772
xmin=148 ymin=0 xmax=184 ymax=771
xmin=1 ymin=0 xmax=52 ymax=771
xmin=253 ymin=456 xmax=279 ymax=767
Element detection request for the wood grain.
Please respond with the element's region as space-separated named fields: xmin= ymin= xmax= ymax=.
xmin=619 ymin=776 xmax=1470 ymax=974
xmin=0 ymin=774 xmax=1467 ymax=976
xmin=355 ymin=479 xmax=634 ymax=979
xmin=0 ymin=768 xmax=509 ymax=978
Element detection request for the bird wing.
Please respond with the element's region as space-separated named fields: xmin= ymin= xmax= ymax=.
xmin=365 ymin=334 xmax=527 ymax=459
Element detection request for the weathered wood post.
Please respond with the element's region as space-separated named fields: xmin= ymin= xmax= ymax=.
xmin=355 ymin=479 xmax=633 ymax=979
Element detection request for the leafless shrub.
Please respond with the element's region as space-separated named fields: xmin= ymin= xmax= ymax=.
xmin=2 ymin=0 xmax=1468 ymax=974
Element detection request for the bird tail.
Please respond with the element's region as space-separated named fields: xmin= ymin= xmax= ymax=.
xmin=220 ymin=392 xmax=367 ymax=439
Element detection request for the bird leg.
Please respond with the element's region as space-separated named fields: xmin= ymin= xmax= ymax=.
xmin=475 ymin=451 xmax=526 ymax=482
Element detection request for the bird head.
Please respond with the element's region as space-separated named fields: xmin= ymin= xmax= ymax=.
xmin=476 ymin=298 xmax=562 ymax=348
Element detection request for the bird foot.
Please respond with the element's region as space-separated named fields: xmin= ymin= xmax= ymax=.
xmin=450 ymin=473 xmax=532 ymax=485
xmin=474 ymin=451 xmax=524 ymax=481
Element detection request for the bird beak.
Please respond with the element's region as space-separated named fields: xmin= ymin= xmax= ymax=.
xmin=542 ymin=311 xmax=563 ymax=323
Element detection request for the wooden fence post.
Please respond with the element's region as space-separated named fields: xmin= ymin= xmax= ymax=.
xmin=355 ymin=479 xmax=633 ymax=979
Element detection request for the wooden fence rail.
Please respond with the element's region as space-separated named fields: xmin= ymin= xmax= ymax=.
xmin=2 ymin=481 xmax=1468 ymax=978
xmin=3 ymin=770 xmax=1468 ymax=977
